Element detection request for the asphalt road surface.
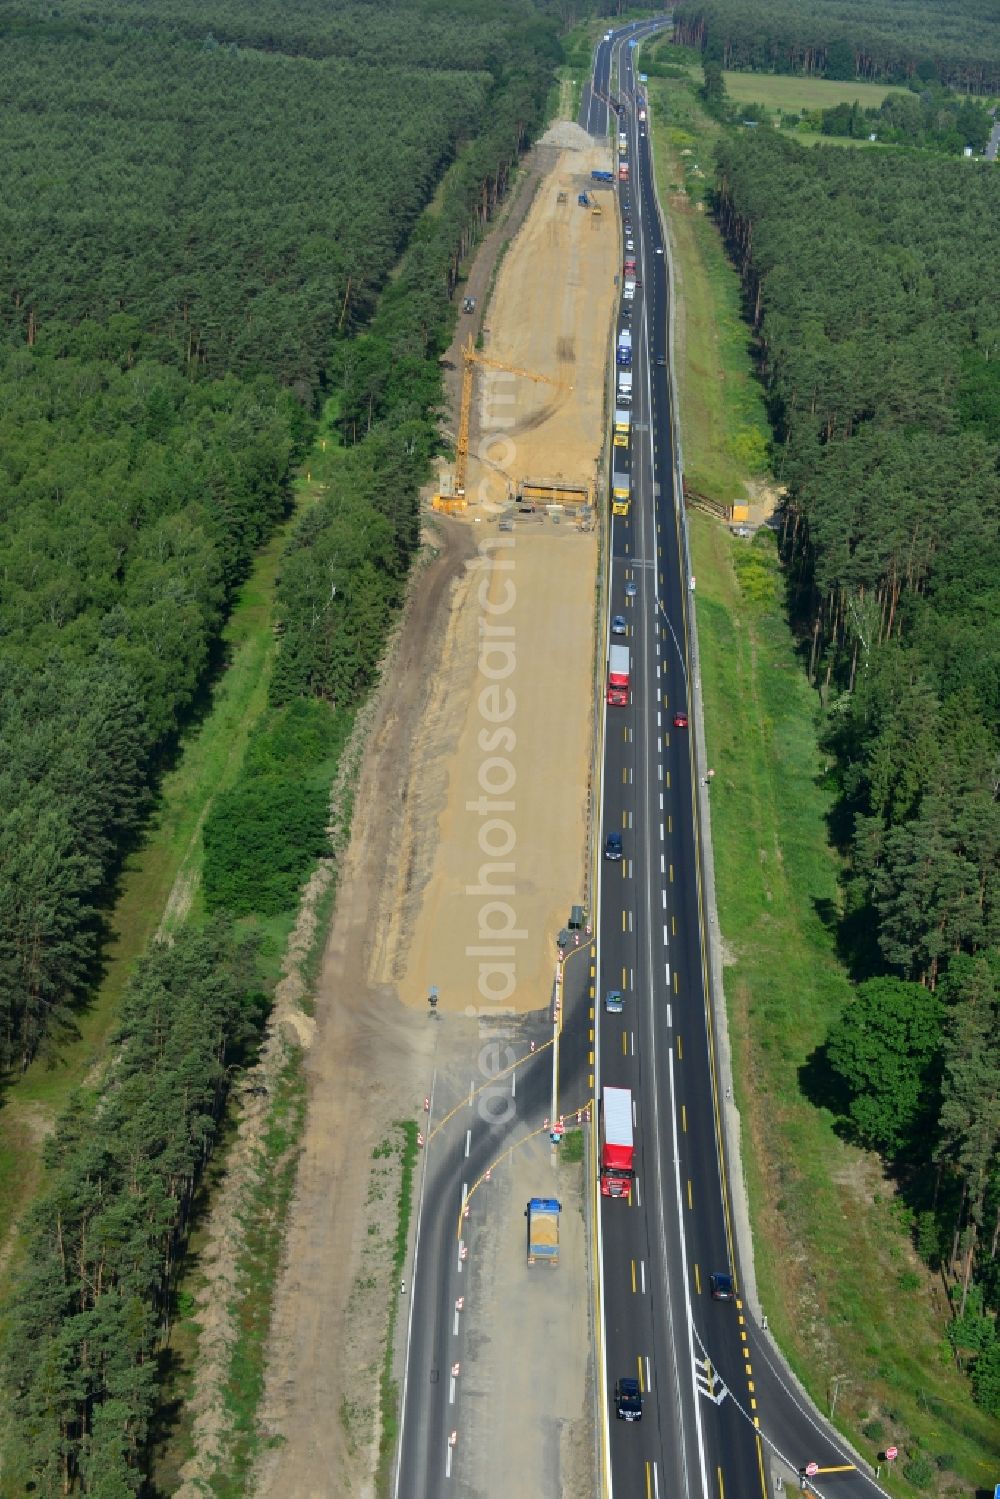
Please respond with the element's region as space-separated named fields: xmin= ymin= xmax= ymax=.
xmin=596 ymin=29 xmax=893 ymax=1499
xmin=392 ymin=24 xmax=897 ymax=1499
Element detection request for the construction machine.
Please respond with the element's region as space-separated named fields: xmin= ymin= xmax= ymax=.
xmin=433 ymin=335 xmax=563 ymax=511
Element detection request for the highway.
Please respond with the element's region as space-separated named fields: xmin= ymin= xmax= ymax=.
xmin=392 ymin=25 xmax=896 ymax=1499
xmin=595 ymin=28 xmax=892 ymax=1499
xmin=595 ymin=31 xmax=763 ymax=1499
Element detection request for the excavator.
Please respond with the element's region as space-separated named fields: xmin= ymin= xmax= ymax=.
xmin=432 ymin=335 xmax=564 ymax=512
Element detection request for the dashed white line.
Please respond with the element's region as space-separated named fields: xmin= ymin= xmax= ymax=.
xmin=465 ymin=1130 xmax=470 ymax=1158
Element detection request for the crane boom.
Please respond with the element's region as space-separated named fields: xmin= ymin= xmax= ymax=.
xmin=453 ymin=335 xmax=563 ymax=498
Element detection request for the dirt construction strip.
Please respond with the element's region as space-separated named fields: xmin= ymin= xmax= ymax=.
xmin=252 ymin=125 xmax=616 ymax=1497
xmin=252 ymin=522 xmax=477 ymax=1497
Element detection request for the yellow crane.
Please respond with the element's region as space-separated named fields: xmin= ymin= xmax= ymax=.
xmin=434 ymin=335 xmax=564 ymax=510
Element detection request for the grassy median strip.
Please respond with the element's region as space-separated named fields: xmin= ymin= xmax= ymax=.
xmin=648 ymin=65 xmax=1000 ymax=1491
xmin=376 ymin=1120 xmax=420 ymax=1499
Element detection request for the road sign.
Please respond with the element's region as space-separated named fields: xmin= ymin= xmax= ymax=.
xmin=885 ymin=1447 xmax=898 ymax=1462
xmin=805 ymin=1463 xmax=819 ymax=1477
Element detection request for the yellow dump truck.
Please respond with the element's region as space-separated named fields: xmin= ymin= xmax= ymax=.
xmin=612 ymin=463 xmax=631 ymax=517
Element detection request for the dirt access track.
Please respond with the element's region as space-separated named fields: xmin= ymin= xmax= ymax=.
xmin=254 ymin=124 xmax=616 ymax=1498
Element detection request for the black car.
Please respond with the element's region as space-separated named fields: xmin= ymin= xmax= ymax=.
xmin=604 ymin=831 xmax=623 ymax=861
xmin=710 ymin=1272 xmax=735 ymax=1301
xmin=615 ymin=1377 xmax=643 ymax=1421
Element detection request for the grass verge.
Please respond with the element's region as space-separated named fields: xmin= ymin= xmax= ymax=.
xmin=646 ymin=62 xmax=1000 ymax=1495
xmin=560 ymin=1129 xmax=585 ymax=1166
xmin=211 ymin=1048 xmax=308 ymax=1499
xmin=645 ymin=72 xmax=770 ymax=507
xmin=0 ymin=475 xmax=321 ymax=1290
xmin=376 ymin=1120 xmax=419 ymax=1498
xmin=692 ymin=518 xmax=1000 ymax=1493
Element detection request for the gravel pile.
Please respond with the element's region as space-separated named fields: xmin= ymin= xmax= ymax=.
xmin=536 ymin=119 xmax=598 ymax=151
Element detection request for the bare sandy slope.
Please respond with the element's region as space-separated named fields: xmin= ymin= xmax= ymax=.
xmin=253 ymin=134 xmax=615 ymax=1498
xmin=467 ymin=139 xmax=616 ymax=509
xmin=376 ymin=137 xmax=618 ymax=1017
xmin=385 ymin=531 xmax=597 ymax=1017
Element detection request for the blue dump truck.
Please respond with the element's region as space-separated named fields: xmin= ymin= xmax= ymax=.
xmin=526 ymin=1198 xmax=562 ymax=1266
xmin=616 ymin=329 xmax=632 ymax=367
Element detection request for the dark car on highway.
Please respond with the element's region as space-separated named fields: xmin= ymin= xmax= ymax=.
xmin=615 ymin=1377 xmax=643 ymax=1421
xmin=604 ymin=831 xmax=623 ymax=861
xmin=710 ymin=1272 xmax=735 ymax=1301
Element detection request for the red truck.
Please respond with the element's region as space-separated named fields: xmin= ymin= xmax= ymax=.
xmin=618 ymin=163 xmax=630 ymax=182
xmin=607 ymin=644 xmax=630 ymax=705
xmin=600 ymin=1086 xmax=635 ymax=1200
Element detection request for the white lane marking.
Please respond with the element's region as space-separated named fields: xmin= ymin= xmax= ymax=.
xmin=665 ymin=964 xmax=671 ymax=988
xmin=465 ymin=1130 xmax=471 ymax=1158
xmin=511 ymin=1070 xmax=516 ymax=1099
xmin=659 ymin=793 xmax=663 ymax=812
xmin=641 ymin=1259 xmax=646 ymax=1294
xmin=667 ymin=1002 xmax=672 ymax=1026
xmin=393 ymin=1068 xmax=437 ymax=1499
xmin=660 ymin=854 xmax=665 ymax=874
